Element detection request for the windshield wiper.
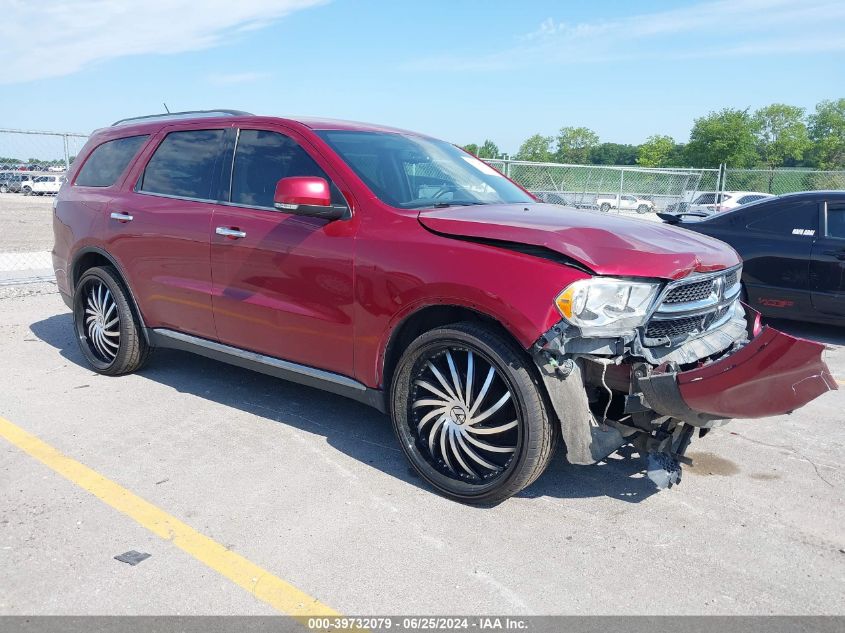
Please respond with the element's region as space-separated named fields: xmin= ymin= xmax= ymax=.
xmin=431 ymin=201 xmax=487 ymax=208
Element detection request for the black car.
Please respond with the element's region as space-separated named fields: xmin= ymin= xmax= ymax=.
xmin=659 ymin=191 xmax=845 ymax=325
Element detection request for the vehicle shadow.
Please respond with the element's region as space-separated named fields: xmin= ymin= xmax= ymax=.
xmin=30 ymin=312 xmax=659 ymax=505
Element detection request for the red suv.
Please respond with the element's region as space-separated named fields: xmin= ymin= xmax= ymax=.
xmin=52 ymin=110 xmax=835 ymax=503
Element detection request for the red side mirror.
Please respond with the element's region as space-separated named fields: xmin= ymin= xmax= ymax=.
xmin=274 ymin=176 xmax=331 ymax=210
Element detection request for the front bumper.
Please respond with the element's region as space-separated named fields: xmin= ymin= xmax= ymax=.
xmin=637 ymin=319 xmax=836 ymax=424
xmin=535 ymin=304 xmax=837 ymax=465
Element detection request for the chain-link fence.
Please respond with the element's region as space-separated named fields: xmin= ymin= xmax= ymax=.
xmin=485 ymin=159 xmax=719 ymax=213
xmin=0 ymin=129 xmax=88 ymax=285
xmin=1 ymin=127 xmax=844 ymax=286
xmin=724 ymin=167 xmax=845 ymax=195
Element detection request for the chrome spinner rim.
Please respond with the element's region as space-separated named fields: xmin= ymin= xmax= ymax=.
xmin=409 ymin=347 xmax=520 ymax=482
xmin=83 ymin=280 xmax=120 ymax=362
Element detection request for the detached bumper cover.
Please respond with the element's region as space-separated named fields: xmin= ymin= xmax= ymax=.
xmin=638 ymin=325 xmax=836 ymax=422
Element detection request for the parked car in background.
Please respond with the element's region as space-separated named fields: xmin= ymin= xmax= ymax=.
xmin=668 ymin=191 xmax=773 ymax=215
xmin=659 ymin=191 xmax=845 ymax=325
xmin=52 ymin=110 xmax=834 ymax=503
xmin=0 ymin=172 xmax=27 ymax=193
xmin=23 ymin=174 xmax=64 ymax=195
xmin=595 ymin=193 xmax=654 ymax=214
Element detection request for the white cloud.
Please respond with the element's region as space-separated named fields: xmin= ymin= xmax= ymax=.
xmin=207 ymin=71 xmax=272 ymax=85
xmin=0 ymin=0 xmax=327 ymax=84
xmin=408 ymin=0 xmax=845 ymax=71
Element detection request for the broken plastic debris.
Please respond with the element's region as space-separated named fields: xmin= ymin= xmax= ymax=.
xmin=647 ymin=452 xmax=682 ymax=489
xmin=114 ymin=550 xmax=151 ymax=566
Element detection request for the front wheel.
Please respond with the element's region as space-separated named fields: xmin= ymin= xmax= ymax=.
xmin=22 ymin=186 xmax=31 ymax=196
xmin=637 ymin=204 xmax=651 ymax=214
xmin=390 ymin=322 xmax=557 ymax=504
xmin=73 ymin=266 xmax=150 ymax=375
xmin=0 ymin=185 xmax=8 ymax=193
xmin=599 ymin=202 xmax=611 ymax=212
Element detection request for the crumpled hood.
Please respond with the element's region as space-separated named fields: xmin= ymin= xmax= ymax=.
xmin=418 ymin=203 xmax=740 ymax=280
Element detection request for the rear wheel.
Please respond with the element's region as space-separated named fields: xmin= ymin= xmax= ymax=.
xmin=73 ymin=266 xmax=149 ymax=376
xmin=390 ymin=322 xmax=556 ymax=504
xmin=0 ymin=185 xmax=8 ymax=193
xmin=22 ymin=186 xmax=31 ymax=196
xmin=637 ymin=204 xmax=650 ymax=214
xmin=599 ymin=202 xmax=611 ymax=212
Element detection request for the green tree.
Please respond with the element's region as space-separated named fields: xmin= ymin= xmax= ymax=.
xmin=515 ymin=134 xmax=553 ymax=162
xmin=753 ymin=104 xmax=810 ymax=169
xmin=808 ymin=98 xmax=845 ymax=169
xmin=477 ymin=139 xmax=501 ymax=159
xmin=589 ymin=143 xmax=637 ymax=165
xmin=684 ymin=108 xmax=759 ymax=168
xmin=461 ymin=143 xmax=479 ymax=156
xmin=554 ymin=126 xmax=599 ymax=164
xmin=637 ymin=135 xmax=676 ymax=167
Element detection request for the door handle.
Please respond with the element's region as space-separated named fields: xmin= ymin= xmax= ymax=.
xmin=216 ymin=227 xmax=247 ymax=239
xmin=110 ymin=212 xmax=133 ymax=222
xmin=822 ymin=250 xmax=845 ymax=261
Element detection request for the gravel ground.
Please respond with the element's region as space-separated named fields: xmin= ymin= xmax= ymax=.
xmin=0 ymin=194 xmax=54 ymax=253
xmin=0 ymin=287 xmax=843 ymax=615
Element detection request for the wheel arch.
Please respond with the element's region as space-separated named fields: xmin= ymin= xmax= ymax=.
xmin=380 ymin=303 xmax=530 ymax=396
xmin=71 ymin=246 xmax=149 ymax=342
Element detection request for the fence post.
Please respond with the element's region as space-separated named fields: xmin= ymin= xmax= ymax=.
xmin=62 ymin=134 xmax=70 ymax=170
xmin=618 ymin=168 xmax=625 ymax=210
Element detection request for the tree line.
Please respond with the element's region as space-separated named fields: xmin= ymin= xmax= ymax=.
xmin=462 ymin=98 xmax=845 ymax=170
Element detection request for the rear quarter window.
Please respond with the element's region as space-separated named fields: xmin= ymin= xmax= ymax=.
xmin=75 ymin=135 xmax=149 ymax=187
xmin=746 ymin=201 xmax=819 ymax=236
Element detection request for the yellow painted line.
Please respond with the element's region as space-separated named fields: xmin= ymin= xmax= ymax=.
xmin=0 ymin=415 xmax=340 ymax=620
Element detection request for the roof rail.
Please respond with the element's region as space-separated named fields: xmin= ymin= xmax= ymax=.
xmin=111 ymin=109 xmax=254 ymax=126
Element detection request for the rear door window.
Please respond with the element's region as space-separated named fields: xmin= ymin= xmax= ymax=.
xmin=138 ymin=129 xmax=225 ymax=201
xmin=75 ymin=135 xmax=148 ymax=187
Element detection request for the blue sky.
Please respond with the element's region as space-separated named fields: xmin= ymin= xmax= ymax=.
xmin=2 ymin=0 xmax=844 ymax=153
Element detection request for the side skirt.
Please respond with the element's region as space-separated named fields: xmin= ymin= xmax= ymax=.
xmin=147 ymin=329 xmax=387 ymax=413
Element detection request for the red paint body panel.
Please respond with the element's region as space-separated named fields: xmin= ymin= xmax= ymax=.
xmin=419 ymin=205 xmax=740 ymax=280
xmin=677 ymin=326 xmax=836 ymax=418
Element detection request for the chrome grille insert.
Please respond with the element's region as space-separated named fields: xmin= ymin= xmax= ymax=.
xmin=644 ymin=266 xmax=742 ymax=345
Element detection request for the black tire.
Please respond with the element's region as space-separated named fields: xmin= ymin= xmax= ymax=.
xmin=0 ymin=185 xmax=8 ymax=193
xmin=390 ymin=322 xmax=557 ymax=504
xmin=599 ymin=202 xmax=611 ymax=212
xmin=637 ymin=204 xmax=650 ymax=214
xmin=73 ymin=266 xmax=149 ymax=376
xmin=22 ymin=186 xmax=31 ymax=196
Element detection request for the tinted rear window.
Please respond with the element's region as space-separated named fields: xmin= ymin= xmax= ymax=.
xmin=75 ymin=135 xmax=148 ymax=187
xmin=139 ymin=130 xmax=224 ymax=200
xmin=747 ymin=201 xmax=818 ymax=236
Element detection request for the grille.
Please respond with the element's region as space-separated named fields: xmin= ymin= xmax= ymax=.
xmin=663 ymin=279 xmax=714 ymax=304
xmin=643 ymin=267 xmax=741 ymax=344
xmin=646 ymin=315 xmax=706 ymax=339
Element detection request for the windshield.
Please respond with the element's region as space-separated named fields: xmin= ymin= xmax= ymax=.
xmin=316 ymin=130 xmax=533 ymax=209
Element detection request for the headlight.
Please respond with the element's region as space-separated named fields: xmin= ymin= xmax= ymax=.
xmin=555 ymin=278 xmax=661 ymax=335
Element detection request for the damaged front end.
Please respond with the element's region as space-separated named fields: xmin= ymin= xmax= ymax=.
xmin=533 ymin=266 xmax=836 ymax=488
